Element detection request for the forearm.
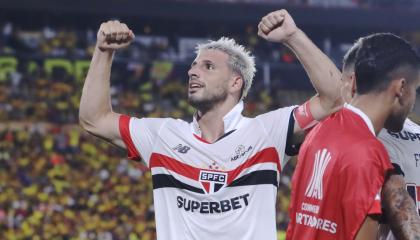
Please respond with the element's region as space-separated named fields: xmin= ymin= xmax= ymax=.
xmin=382 ymin=175 xmax=420 ymax=240
xmin=355 ymin=216 xmax=378 ymax=240
xmin=79 ymin=46 xmax=115 ymax=128
xmin=284 ymin=30 xmax=343 ymax=117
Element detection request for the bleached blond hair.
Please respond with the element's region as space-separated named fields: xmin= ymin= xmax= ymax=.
xmin=196 ymin=37 xmax=256 ymax=100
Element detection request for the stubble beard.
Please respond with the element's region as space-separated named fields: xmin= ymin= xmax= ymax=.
xmin=384 ymin=110 xmax=408 ymax=132
xmin=188 ymin=89 xmax=228 ymax=113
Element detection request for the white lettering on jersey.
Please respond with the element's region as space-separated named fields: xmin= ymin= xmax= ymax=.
xmin=295 ymin=212 xmax=337 ymax=234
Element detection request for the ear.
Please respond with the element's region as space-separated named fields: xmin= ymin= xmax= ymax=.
xmin=350 ymin=72 xmax=357 ymax=97
xmin=393 ymin=78 xmax=405 ymax=99
xmin=388 ymin=78 xmax=406 ymax=106
xmin=230 ymin=74 xmax=244 ymax=93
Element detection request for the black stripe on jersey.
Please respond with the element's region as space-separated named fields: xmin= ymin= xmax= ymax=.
xmin=228 ymin=170 xmax=278 ymax=187
xmin=286 ymin=110 xmax=301 ymax=156
xmin=391 ymin=163 xmax=405 ymax=177
xmin=152 ymin=174 xmax=205 ymax=194
xmin=216 ymin=129 xmax=236 ymax=142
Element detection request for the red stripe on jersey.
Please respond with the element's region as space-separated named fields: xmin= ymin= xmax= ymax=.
xmin=149 ymin=147 xmax=281 ymax=184
xmin=150 ymin=153 xmax=200 ymax=179
xmin=119 ymin=115 xmax=141 ymax=161
xmin=226 ymin=147 xmax=280 ymax=184
xmin=202 ymin=182 xmax=210 ymax=193
xmin=417 ymin=186 xmax=420 ymax=202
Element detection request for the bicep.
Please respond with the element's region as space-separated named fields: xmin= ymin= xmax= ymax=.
xmin=292 ymin=96 xmax=341 ymax=136
xmin=382 ymin=173 xmax=408 ymax=209
xmin=308 ymin=94 xmax=342 ymax=122
xmin=83 ymin=112 xmax=126 ymax=149
xmin=381 ymin=173 xmax=420 ymax=239
xmin=381 ymin=173 xmax=415 ymax=223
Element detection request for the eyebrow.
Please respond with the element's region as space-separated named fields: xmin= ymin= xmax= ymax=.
xmin=190 ymin=59 xmax=215 ymax=68
xmin=202 ymin=59 xmax=214 ymax=65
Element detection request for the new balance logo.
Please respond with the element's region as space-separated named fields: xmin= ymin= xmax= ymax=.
xmin=173 ymin=144 xmax=191 ymax=154
xmin=305 ymin=148 xmax=332 ymax=200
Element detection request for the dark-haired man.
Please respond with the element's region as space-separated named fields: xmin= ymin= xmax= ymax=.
xmin=341 ymin=39 xmax=420 ymax=240
xmin=286 ymin=33 xmax=420 ymax=239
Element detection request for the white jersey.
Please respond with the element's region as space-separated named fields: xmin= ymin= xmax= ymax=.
xmin=119 ymin=102 xmax=296 ymax=240
xmin=378 ymin=118 xmax=420 ymax=240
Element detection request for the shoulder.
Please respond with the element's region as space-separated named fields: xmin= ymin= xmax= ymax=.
xmin=350 ymin=138 xmax=387 ymax=156
xmin=129 ymin=117 xmax=184 ymax=130
xmin=163 ymin=118 xmax=192 ymax=129
xmin=405 ymin=118 xmax=420 ymax=131
xmin=254 ymin=106 xmax=297 ymax=123
xmin=342 ymin=139 xmax=390 ymax=168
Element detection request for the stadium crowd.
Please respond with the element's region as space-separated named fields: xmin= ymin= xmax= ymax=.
xmin=177 ymin=0 xmax=420 ymax=9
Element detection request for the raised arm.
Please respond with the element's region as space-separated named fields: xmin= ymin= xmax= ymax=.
xmin=79 ymin=20 xmax=134 ymax=148
xmin=382 ymin=173 xmax=420 ymax=240
xmin=258 ymin=9 xmax=343 ymax=134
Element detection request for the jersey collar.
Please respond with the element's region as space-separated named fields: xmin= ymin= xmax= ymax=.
xmin=344 ymin=103 xmax=376 ymax=136
xmin=191 ymin=101 xmax=244 ymax=136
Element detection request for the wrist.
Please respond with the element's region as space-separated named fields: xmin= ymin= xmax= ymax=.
xmin=283 ymin=28 xmax=304 ymax=47
xmin=95 ymin=44 xmax=115 ymax=55
xmin=95 ymin=44 xmax=115 ymax=58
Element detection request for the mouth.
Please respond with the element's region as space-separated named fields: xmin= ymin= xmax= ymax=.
xmin=189 ymin=81 xmax=205 ymax=91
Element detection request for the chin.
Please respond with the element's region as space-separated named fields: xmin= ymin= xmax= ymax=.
xmin=386 ymin=124 xmax=404 ymax=133
xmin=384 ymin=117 xmax=406 ymax=133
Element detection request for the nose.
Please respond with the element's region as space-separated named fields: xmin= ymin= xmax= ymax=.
xmin=188 ymin=65 xmax=199 ymax=79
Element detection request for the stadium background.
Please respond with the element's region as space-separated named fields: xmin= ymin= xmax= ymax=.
xmin=1 ymin=0 xmax=420 ymax=239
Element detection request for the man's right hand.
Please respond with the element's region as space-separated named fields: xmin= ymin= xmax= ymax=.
xmin=97 ymin=20 xmax=135 ymax=52
xmin=257 ymin=9 xmax=299 ymax=44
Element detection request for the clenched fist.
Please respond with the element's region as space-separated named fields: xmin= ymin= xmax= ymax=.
xmin=97 ymin=20 xmax=135 ymax=52
xmin=258 ymin=9 xmax=298 ymax=43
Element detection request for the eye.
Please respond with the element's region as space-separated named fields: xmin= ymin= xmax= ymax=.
xmin=206 ymin=63 xmax=215 ymax=70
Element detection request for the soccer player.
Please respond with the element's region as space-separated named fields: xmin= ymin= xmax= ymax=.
xmin=79 ymin=11 xmax=342 ymax=239
xmin=341 ymin=41 xmax=420 ymax=240
xmin=276 ymin=10 xmax=420 ymax=239
xmin=378 ymin=118 xmax=420 ymax=240
xmin=286 ymin=33 xmax=420 ymax=239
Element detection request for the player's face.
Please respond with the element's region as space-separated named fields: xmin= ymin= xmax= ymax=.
xmin=385 ymin=75 xmax=420 ymax=132
xmin=187 ymin=49 xmax=233 ymax=111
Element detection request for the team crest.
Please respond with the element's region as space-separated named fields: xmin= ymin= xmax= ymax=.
xmin=199 ymin=170 xmax=227 ymax=194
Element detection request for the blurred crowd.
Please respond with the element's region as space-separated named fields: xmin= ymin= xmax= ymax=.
xmin=0 ymin=21 xmax=319 ymax=124
xmin=0 ymin=123 xmax=296 ymax=239
xmin=0 ymin=22 xmax=302 ymax=66
xmin=178 ymin=0 xmax=420 ymax=9
xmin=0 ymin=123 xmax=156 ymax=240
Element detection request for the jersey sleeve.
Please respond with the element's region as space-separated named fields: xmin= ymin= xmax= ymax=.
xmin=119 ymin=115 xmax=168 ymax=166
xmin=255 ymin=106 xmax=296 ymax=169
xmin=340 ymin=140 xmax=393 ymax=238
xmin=367 ymin=190 xmax=382 ymax=215
xmin=378 ymin=129 xmax=406 ymax=175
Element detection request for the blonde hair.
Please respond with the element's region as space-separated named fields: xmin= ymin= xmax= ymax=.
xmin=196 ymin=37 xmax=256 ymax=100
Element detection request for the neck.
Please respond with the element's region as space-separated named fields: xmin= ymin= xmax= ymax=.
xmin=196 ymin=98 xmax=239 ymax=143
xmin=350 ymin=93 xmax=393 ymax=135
